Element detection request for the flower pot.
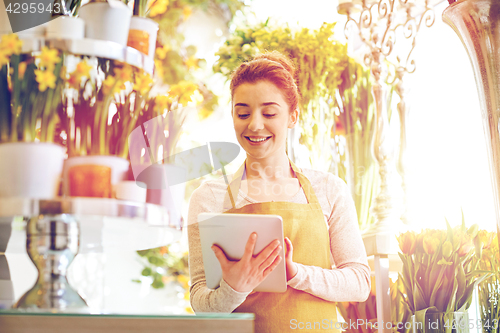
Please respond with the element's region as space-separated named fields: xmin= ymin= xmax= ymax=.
xmin=411 ymin=312 xmax=469 ymax=333
xmin=46 ymin=16 xmax=85 ymax=39
xmin=78 ymin=0 xmax=132 ymax=46
xmin=0 ymin=142 xmax=65 ymax=198
xmin=127 ymin=16 xmax=158 ymax=58
xmin=62 ymin=155 xmax=129 ymax=197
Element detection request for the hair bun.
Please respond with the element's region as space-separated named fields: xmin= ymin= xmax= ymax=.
xmin=254 ymin=51 xmax=296 ymax=79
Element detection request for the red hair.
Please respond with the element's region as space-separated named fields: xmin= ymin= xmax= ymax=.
xmin=230 ymin=51 xmax=300 ymax=113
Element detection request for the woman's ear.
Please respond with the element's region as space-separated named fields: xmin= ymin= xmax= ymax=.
xmin=288 ymin=109 xmax=299 ymax=128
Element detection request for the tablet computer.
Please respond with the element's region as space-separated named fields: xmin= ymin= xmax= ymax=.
xmin=197 ymin=212 xmax=287 ymax=293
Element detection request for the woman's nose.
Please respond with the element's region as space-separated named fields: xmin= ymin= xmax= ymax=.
xmin=248 ymin=114 xmax=264 ymax=131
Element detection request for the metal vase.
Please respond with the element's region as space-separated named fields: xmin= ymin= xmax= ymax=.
xmin=13 ymin=214 xmax=87 ymax=310
xmin=443 ymin=0 xmax=500 ymax=246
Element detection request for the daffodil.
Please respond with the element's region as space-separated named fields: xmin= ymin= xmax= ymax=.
xmin=18 ymin=61 xmax=27 ymax=79
xmin=155 ymin=44 xmax=170 ymax=60
xmin=102 ymin=75 xmax=118 ymax=95
xmin=149 ymin=0 xmax=168 ymax=17
xmin=184 ymin=56 xmax=198 ymax=69
xmin=74 ymin=60 xmax=93 ymax=78
xmin=0 ymin=34 xmax=23 ymax=56
xmin=35 ymin=69 xmax=57 ymax=92
xmin=183 ymin=6 xmax=192 ymax=19
xmin=154 ymin=95 xmax=170 ymax=114
xmin=134 ymin=72 xmax=153 ymax=96
xmin=36 ymin=46 xmax=61 ymax=70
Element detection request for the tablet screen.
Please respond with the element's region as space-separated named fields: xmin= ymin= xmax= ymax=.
xmin=197 ymin=212 xmax=287 ymax=293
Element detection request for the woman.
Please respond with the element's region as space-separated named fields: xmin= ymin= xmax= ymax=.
xmin=187 ymin=51 xmax=370 ymax=332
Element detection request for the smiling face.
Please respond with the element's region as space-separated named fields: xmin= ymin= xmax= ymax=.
xmin=232 ymin=80 xmax=298 ymax=162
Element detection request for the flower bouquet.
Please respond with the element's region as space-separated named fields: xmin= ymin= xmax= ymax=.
xmin=397 ymin=219 xmax=493 ymax=333
xmin=477 ymin=231 xmax=500 ymax=333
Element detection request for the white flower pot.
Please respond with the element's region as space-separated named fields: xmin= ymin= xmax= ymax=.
xmin=62 ymin=155 xmax=130 ymax=197
xmin=46 ymin=16 xmax=85 ymax=39
xmin=127 ymin=16 xmax=158 ymax=58
xmin=78 ymin=0 xmax=132 ymax=46
xmin=0 ymin=142 xmax=65 ymax=198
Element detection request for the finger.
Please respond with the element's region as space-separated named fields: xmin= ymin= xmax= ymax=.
xmin=284 ymin=237 xmax=293 ymax=260
xmin=263 ymin=255 xmax=282 ymax=278
xmin=212 ymin=244 xmax=229 ymax=268
xmin=255 ymin=239 xmax=280 ymax=265
xmin=259 ymin=245 xmax=282 ymax=271
xmin=242 ymin=232 xmax=257 ymax=261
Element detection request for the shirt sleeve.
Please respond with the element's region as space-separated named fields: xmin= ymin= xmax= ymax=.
xmin=286 ymin=173 xmax=371 ymax=302
xmin=187 ymin=182 xmax=251 ymax=313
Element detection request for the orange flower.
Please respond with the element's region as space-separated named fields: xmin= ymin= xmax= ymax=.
xmin=455 ymin=233 xmax=474 ymax=257
xmin=397 ymin=231 xmax=416 ymax=255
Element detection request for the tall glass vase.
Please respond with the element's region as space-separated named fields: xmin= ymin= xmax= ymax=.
xmin=443 ymin=0 xmax=500 ymax=247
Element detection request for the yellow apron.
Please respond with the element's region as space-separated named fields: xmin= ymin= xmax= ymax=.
xmin=223 ymin=159 xmax=339 ymax=333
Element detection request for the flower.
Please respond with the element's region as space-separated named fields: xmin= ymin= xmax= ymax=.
xmin=35 ymin=69 xmax=57 ymax=92
xmin=74 ymin=60 xmax=93 ymax=78
xmin=102 ymin=75 xmax=118 ymax=95
xmin=134 ymin=72 xmax=154 ymax=96
xmin=183 ymin=6 xmax=192 ymax=19
xmin=185 ymin=56 xmax=198 ymax=69
xmin=36 ymin=46 xmax=61 ymax=70
xmin=478 ymin=230 xmax=494 ymax=249
xmin=397 ymin=231 xmax=416 ymax=255
xmin=156 ymin=44 xmax=170 ymax=60
xmin=154 ymin=95 xmax=170 ymax=114
xmin=149 ymin=0 xmax=168 ymax=17
xmin=0 ymin=34 xmax=23 ymax=56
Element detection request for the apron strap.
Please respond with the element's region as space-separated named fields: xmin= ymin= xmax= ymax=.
xmin=223 ymin=159 xmax=320 ymax=211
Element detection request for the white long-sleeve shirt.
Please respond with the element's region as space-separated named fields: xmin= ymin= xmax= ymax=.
xmin=187 ymin=167 xmax=371 ymax=313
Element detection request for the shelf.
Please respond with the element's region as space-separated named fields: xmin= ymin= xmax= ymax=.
xmin=0 ymin=197 xmax=182 ymax=253
xmin=20 ymin=37 xmax=155 ymax=74
xmin=0 ymin=310 xmax=255 ymax=333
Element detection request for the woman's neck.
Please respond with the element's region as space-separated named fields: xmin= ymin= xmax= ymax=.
xmin=244 ymin=153 xmax=294 ymax=180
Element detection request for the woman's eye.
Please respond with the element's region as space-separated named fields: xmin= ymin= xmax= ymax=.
xmin=264 ymin=114 xmax=276 ymax=118
xmin=238 ymin=114 xmax=250 ymax=119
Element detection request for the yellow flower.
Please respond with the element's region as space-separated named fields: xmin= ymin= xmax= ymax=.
xmin=115 ymin=65 xmax=133 ymax=83
xmin=478 ymin=230 xmax=494 ymax=249
xmin=103 ymin=75 xmax=118 ymax=95
xmin=0 ymin=34 xmax=23 ymax=56
xmin=134 ymin=72 xmax=153 ymax=96
xmin=185 ymin=56 xmax=198 ymax=69
xmin=0 ymin=50 xmax=10 ymax=68
xmin=156 ymin=44 xmax=170 ymax=60
xmin=441 ymin=241 xmax=453 ymax=259
xmin=149 ymin=0 xmax=168 ymax=17
xmin=183 ymin=6 xmax=192 ymax=19
xmin=154 ymin=95 xmax=170 ymax=114
xmin=36 ymin=46 xmax=61 ymax=70
xmin=177 ymin=274 xmax=190 ymax=290
xmin=154 ymin=59 xmax=164 ymax=78
xmin=74 ymin=60 xmax=93 ymax=78
xmin=35 ymin=69 xmax=57 ymax=92
xmin=198 ymin=107 xmax=212 ymax=120
xmin=422 ymin=232 xmax=441 ymax=255
xmin=18 ymin=61 xmax=27 ymax=79
xmin=397 ymin=231 xmax=416 ymax=255
xmin=185 ymin=306 xmax=194 ymax=314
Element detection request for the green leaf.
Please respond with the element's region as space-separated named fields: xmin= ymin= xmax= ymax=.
xmin=141 ymin=267 xmax=153 ymax=276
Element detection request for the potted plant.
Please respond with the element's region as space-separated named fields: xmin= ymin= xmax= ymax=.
xmin=59 ymin=60 xmax=150 ymax=197
xmin=0 ymin=34 xmax=66 ymax=199
xmin=397 ymin=218 xmax=493 ymax=333
xmin=127 ymin=0 xmax=160 ymax=58
xmin=77 ymin=0 xmax=132 ymax=46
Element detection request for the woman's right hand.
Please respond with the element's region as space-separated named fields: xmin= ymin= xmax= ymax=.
xmin=211 ymin=232 xmax=282 ymax=293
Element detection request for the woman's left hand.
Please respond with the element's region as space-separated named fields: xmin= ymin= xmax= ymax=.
xmin=284 ymin=237 xmax=298 ymax=281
